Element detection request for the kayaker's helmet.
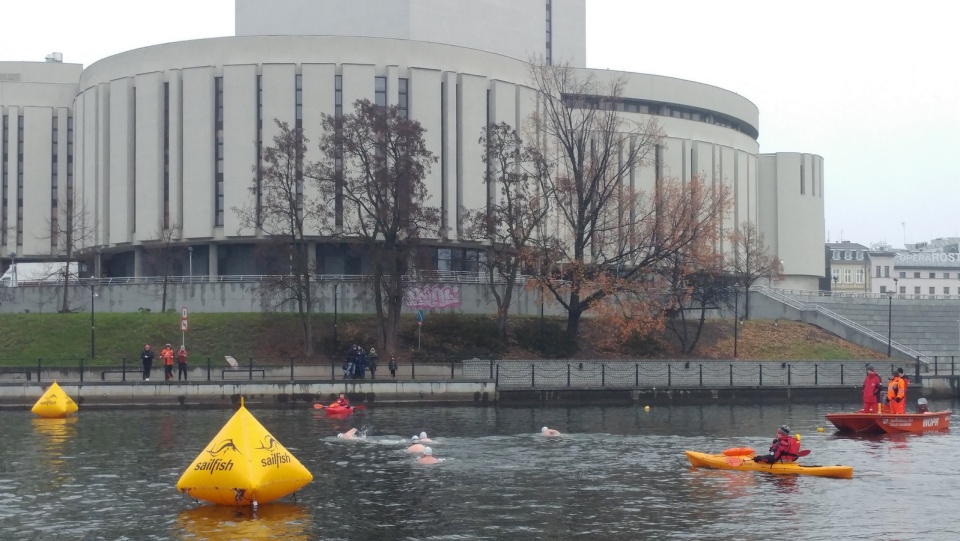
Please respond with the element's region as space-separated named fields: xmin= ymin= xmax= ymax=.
xmin=411 ymin=435 xmax=420 ymax=443
xmin=778 ymin=425 xmax=790 ymax=436
xmin=420 ymin=431 xmax=428 ymax=439
xmin=424 ymin=446 xmax=433 ymax=456
xmin=541 ymin=427 xmax=549 ymax=433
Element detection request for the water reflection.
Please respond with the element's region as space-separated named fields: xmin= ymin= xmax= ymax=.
xmin=176 ymin=503 xmax=312 ymax=540
xmin=32 ymin=416 xmax=78 ymax=490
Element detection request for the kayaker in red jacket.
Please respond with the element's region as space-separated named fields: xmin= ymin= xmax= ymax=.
xmin=754 ymin=426 xmax=801 ymax=464
xmin=859 ymin=364 xmax=883 ymax=413
xmin=333 ymin=393 xmax=350 ymax=408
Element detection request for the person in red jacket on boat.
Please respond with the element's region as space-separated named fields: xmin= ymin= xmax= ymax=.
xmin=753 ymin=425 xmax=801 ymax=464
xmin=887 ymin=369 xmax=906 ymax=414
xmin=859 ymin=364 xmax=883 ymax=413
xmin=334 ymin=393 xmax=350 ymax=408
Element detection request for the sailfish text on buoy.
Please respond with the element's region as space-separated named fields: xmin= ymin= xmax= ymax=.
xmin=31 ymin=381 xmax=78 ymax=418
xmin=176 ymin=398 xmax=313 ymax=506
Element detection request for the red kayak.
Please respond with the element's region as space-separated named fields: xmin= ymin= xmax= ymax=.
xmin=825 ymin=411 xmax=952 ymax=434
xmin=313 ymin=403 xmax=365 ymax=416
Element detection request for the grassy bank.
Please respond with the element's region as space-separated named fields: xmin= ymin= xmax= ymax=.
xmin=0 ymin=312 xmax=885 ymax=367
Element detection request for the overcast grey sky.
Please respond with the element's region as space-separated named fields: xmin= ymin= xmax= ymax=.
xmin=3 ymin=1 xmax=956 ymax=248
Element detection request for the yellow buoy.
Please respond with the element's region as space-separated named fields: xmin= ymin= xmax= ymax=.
xmin=31 ymin=381 xmax=78 ymax=418
xmin=817 ymin=427 xmax=824 ymax=432
xmin=177 ymin=398 xmax=313 ymax=506
xmin=644 ymin=406 xmax=650 ymax=411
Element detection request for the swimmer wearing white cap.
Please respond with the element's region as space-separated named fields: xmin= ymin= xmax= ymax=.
xmin=337 ymin=428 xmax=359 ymax=440
xmin=406 ymin=435 xmax=426 ymax=454
xmin=417 ymin=446 xmax=439 ymax=465
xmin=418 ymin=431 xmax=434 ymax=443
xmin=541 ymin=426 xmax=561 ymax=437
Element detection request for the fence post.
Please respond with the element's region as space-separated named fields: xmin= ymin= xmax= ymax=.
xmin=80 ymin=358 xmax=85 ymax=383
xmin=699 ymin=364 xmax=703 ymax=387
xmin=788 ymin=364 xmax=792 ymax=386
xmin=953 ymin=356 xmax=956 ymax=376
xmin=288 ymin=356 xmax=294 ymax=380
xmin=814 ymin=364 xmax=818 ymax=385
xmin=249 ymin=357 xmax=254 ymax=380
xmin=636 ymin=363 xmax=639 ymax=387
xmin=602 ymin=364 xmax=606 ymax=387
xmin=915 ymin=356 xmax=921 ymax=384
xmin=206 ymin=357 xmax=211 ymax=381
xmin=495 ymin=365 xmax=499 ymax=387
xmin=451 ymin=361 xmax=455 ymax=380
xmin=759 ymin=364 xmax=762 ymax=387
xmin=412 ymin=360 xmax=416 ymax=380
xmin=122 ymin=357 xmax=126 ymax=382
xmin=667 ymin=364 xmax=672 ymax=387
xmin=531 ymin=364 xmax=535 ymax=387
xmin=840 ymin=364 xmax=844 ymax=385
xmin=489 ymin=359 xmax=494 ymax=380
xmin=934 ymin=356 xmax=939 ymax=376
xmin=37 ymin=358 xmax=42 ymax=383
xmin=729 ymin=364 xmax=733 ymax=387
xmin=567 ymin=364 xmax=571 ymax=387
xmin=332 ymin=359 xmax=336 ymax=380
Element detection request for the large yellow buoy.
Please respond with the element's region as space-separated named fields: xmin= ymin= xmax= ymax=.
xmin=177 ymin=398 xmax=313 ymax=506
xmin=31 ymin=381 xmax=78 ymax=418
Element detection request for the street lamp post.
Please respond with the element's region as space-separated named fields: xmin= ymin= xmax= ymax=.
xmin=188 ymin=246 xmax=193 ymax=279
xmin=888 ymin=278 xmax=898 ymax=357
xmin=733 ymin=287 xmax=739 ymax=359
xmin=333 ymin=281 xmax=340 ymax=350
xmin=89 ymin=281 xmax=99 ymax=360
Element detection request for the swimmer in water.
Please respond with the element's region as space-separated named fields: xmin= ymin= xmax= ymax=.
xmin=406 ymin=435 xmax=425 ymax=454
xmin=418 ymin=431 xmax=434 ymax=443
xmin=337 ymin=428 xmax=359 ymax=440
xmin=541 ymin=426 xmax=561 ymax=437
xmin=417 ymin=446 xmax=439 ymax=465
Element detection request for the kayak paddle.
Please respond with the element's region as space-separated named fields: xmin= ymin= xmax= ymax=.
xmin=725 ymin=449 xmax=811 ymax=467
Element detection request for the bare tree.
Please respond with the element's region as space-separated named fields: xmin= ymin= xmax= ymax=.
xmin=661 ymin=241 xmax=730 ymax=354
xmin=464 ymin=122 xmax=551 ymax=342
xmin=527 ymin=59 xmax=734 ymax=339
xmin=42 ymin=190 xmax=95 ymax=313
xmin=727 ymin=221 xmax=783 ymax=319
xmin=142 ymin=224 xmax=185 ymax=313
xmin=318 ymin=100 xmax=440 ymax=352
xmin=234 ymin=120 xmax=326 ymax=355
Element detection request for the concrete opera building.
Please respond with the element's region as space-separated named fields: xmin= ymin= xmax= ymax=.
xmin=0 ymin=0 xmax=824 ymax=290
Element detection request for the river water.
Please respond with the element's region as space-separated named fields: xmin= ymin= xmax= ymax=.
xmin=1 ymin=402 xmax=958 ymax=540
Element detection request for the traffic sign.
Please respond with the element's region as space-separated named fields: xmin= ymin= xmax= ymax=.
xmin=181 ymin=306 xmax=188 ymax=320
xmin=417 ymin=310 xmax=424 ymax=322
xmin=180 ymin=319 xmax=189 ymax=332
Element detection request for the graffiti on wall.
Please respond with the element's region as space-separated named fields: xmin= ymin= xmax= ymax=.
xmin=404 ymin=284 xmax=461 ymax=309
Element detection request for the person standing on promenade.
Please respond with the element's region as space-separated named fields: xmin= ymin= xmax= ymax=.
xmin=368 ymin=348 xmax=378 ymax=379
xmin=161 ymin=344 xmax=175 ymax=381
xmin=389 ymin=356 xmax=398 ymax=379
xmin=887 ymin=369 xmax=906 ymax=414
xmin=176 ymin=346 xmax=188 ymax=381
xmin=859 ymin=364 xmax=883 ymax=413
xmin=140 ymin=344 xmax=154 ymax=381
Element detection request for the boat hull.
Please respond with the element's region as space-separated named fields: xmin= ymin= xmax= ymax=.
xmin=825 ymin=411 xmax=952 ymax=434
xmin=685 ymin=451 xmax=853 ymax=479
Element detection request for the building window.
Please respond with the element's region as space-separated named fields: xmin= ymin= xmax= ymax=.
xmin=1 ymin=115 xmax=6 ymax=246
xmin=295 ymin=73 xmax=303 ymax=126
xmin=545 ymin=0 xmax=553 ymax=65
xmin=930 ymin=287 xmax=936 ymax=295
xmin=844 ymin=250 xmax=851 ymax=260
xmin=945 ymin=287 xmax=951 ymax=295
xmin=899 ymin=286 xmax=905 ymax=294
xmin=17 ymin=114 xmax=24 ymax=245
xmin=856 ymin=269 xmax=864 ymax=284
xmin=51 ymin=115 xmax=59 ymax=247
xmin=215 ymin=76 xmax=224 ymax=227
xmin=398 ymin=78 xmax=409 ymax=118
xmin=899 ymin=271 xmax=905 ymax=278
xmin=66 ymin=115 xmax=73 ymax=234
xmin=334 ymin=74 xmax=343 ymax=225
xmin=375 ymin=76 xmax=387 ymax=108
xmin=914 ymin=286 xmax=920 ymax=294
xmin=844 ymin=269 xmax=852 ymax=283
xmin=944 ymin=272 xmax=951 ymax=279
xmin=256 ymin=74 xmax=262 ymax=227
xmin=913 ymin=272 xmax=920 ymax=278
xmin=884 ymin=266 xmax=890 ymax=278
xmin=880 ymin=286 xmax=887 ymax=293
xmin=335 ymin=75 xmax=343 ymax=117
xmin=929 ymin=272 xmax=936 ymax=279
xmin=164 ymin=82 xmax=170 ymax=229
xmin=875 ymin=265 xmax=881 ymax=277
xmin=831 ymin=268 xmax=840 ymax=283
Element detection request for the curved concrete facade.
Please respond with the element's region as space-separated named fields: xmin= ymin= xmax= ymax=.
xmin=0 ymin=0 xmax=823 ymax=288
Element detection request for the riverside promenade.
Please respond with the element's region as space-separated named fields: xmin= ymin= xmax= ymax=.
xmin=1 ymin=359 xmax=956 ymax=409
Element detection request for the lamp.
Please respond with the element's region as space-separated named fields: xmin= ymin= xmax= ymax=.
xmin=333 ymin=281 xmax=340 ymax=350
xmin=887 ymin=278 xmax=898 ymax=357
xmin=89 ymin=279 xmax=99 ymax=360
xmin=188 ymin=246 xmax=193 ymax=279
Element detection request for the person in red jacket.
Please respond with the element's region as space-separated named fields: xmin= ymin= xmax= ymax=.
xmin=859 ymin=364 xmax=883 ymax=413
xmin=754 ymin=425 xmax=801 ymax=464
xmin=887 ymin=370 xmax=906 ymax=414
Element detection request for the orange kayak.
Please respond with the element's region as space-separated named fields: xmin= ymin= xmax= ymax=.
xmin=685 ymin=450 xmax=853 ymax=479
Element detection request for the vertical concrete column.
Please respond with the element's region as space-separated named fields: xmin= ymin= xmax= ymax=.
xmin=208 ymin=242 xmax=219 ymax=278
xmin=134 ymin=246 xmax=144 ymax=277
xmin=307 ymin=241 xmax=317 ymax=272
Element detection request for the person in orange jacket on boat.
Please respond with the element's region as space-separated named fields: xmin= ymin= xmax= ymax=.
xmin=753 ymin=425 xmax=801 ymax=464
xmin=859 ymin=364 xmax=883 ymax=413
xmin=887 ymin=369 xmax=906 ymax=414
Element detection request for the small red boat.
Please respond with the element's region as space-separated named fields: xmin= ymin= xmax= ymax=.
xmin=825 ymin=411 xmax=952 ymax=434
